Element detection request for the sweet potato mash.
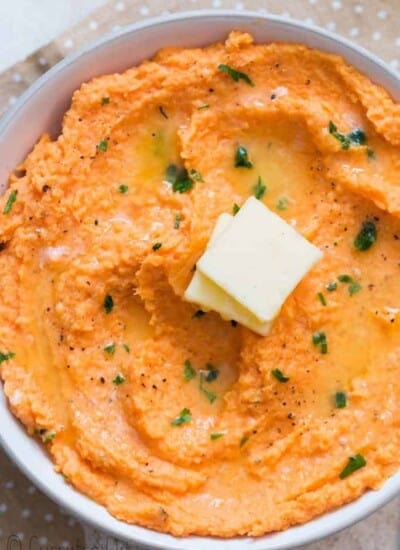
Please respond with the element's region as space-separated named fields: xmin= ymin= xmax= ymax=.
xmin=1 ymin=31 xmax=400 ymax=537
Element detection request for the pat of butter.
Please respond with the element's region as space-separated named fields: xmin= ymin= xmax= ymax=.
xmin=184 ymin=214 xmax=271 ymax=335
xmin=197 ymin=197 xmax=322 ymax=323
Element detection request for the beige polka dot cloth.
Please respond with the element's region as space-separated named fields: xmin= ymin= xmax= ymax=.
xmin=1 ymin=0 xmax=400 ymax=549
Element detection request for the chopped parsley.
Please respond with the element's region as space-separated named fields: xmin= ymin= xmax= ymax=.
xmin=347 ymin=128 xmax=367 ymax=145
xmin=339 ymin=453 xmax=366 ymax=479
xmin=0 ymin=351 xmax=15 ymax=363
xmin=367 ymin=147 xmax=376 ymax=160
xmin=253 ymin=176 xmax=266 ymax=200
xmin=103 ymin=294 xmax=114 ymax=314
xmin=113 ymin=373 xmax=126 ymax=385
xmin=240 ymin=435 xmax=249 ymax=447
xmin=232 ymin=203 xmax=240 ymax=215
xmin=271 ymin=368 xmax=289 ymax=382
xmin=96 ymin=139 xmax=108 ymax=152
xmin=118 ymin=184 xmax=128 ymax=193
xmin=312 ymin=331 xmax=328 ymax=354
xmin=197 ymin=103 xmax=210 ymax=110
xmin=189 ymin=169 xmax=204 ymax=182
xmin=235 ymin=145 xmax=253 ymax=168
xmin=205 ymin=363 xmax=219 ymax=382
xmin=337 ymin=274 xmax=352 ymax=283
xmin=171 ymin=407 xmax=192 ymax=426
xmin=335 ymin=391 xmax=347 ymax=408
xmin=199 ymin=372 xmax=216 ymax=403
xmin=184 ymin=360 xmax=196 ymax=381
xmin=337 ymin=274 xmax=362 ymax=295
xmin=104 ymin=343 xmax=116 ymax=355
xmin=354 ymin=220 xmax=377 ymax=251
xmin=158 ymin=105 xmax=168 ymax=119
xmin=317 ymin=292 xmax=327 ymax=306
xmin=42 ymin=431 xmax=56 ymax=443
xmin=193 ymin=309 xmax=205 ymax=318
xmin=328 ymin=121 xmax=368 ymax=150
xmin=152 ymin=242 xmax=162 ymax=251
xmin=3 ymin=190 xmax=17 ymax=215
xmin=276 ymin=197 xmax=289 ymax=211
xmin=174 ymin=213 xmax=182 ymax=229
xmin=123 ymin=343 xmax=130 ymax=353
xmin=329 ymin=121 xmax=351 ymax=150
xmin=101 ymin=96 xmax=110 ymax=105
xmin=210 ymin=432 xmax=224 ymax=440
xmin=326 ymin=281 xmax=337 ymax=292
xmin=165 ymin=164 xmax=194 ymax=193
xmin=218 ymin=64 xmax=254 ymax=86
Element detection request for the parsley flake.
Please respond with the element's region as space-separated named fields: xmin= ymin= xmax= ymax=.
xmin=171 ymin=407 xmax=192 ymax=426
xmin=199 ymin=372 xmax=217 ymax=403
xmin=184 ymin=360 xmax=196 ymax=381
xmin=348 ymin=128 xmax=367 ymax=145
xmin=210 ymin=432 xmax=224 ymax=440
xmin=367 ymin=148 xmax=376 ymax=160
xmin=218 ymin=64 xmax=254 ymax=86
xmin=0 ymin=351 xmax=15 ymax=363
xmin=205 ymin=363 xmax=219 ymax=383
xmin=103 ymin=294 xmax=114 ymax=314
xmin=189 ymin=169 xmax=204 ymax=182
xmin=101 ymin=97 xmax=110 ymax=105
xmin=232 ymin=203 xmax=240 ymax=215
xmin=339 ymin=453 xmax=366 ymax=479
xmin=335 ymin=391 xmax=347 ymax=408
xmin=354 ymin=220 xmax=377 ymax=251
xmin=123 ymin=343 xmax=130 ymax=353
xmin=271 ymin=368 xmax=289 ymax=382
xmin=253 ymin=176 xmax=266 ymax=200
xmin=235 ymin=146 xmax=253 ymax=168
xmin=312 ymin=331 xmax=328 ymax=354
xmin=118 ymin=184 xmax=128 ymax=193
xmin=337 ymin=275 xmax=362 ymax=295
xmin=174 ymin=213 xmax=182 ymax=229
xmin=276 ymin=197 xmax=289 ymax=211
xmin=326 ymin=281 xmax=338 ymax=292
xmin=3 ymin=190 xmax=17 ymax=215
xmin=328 ymin=121 xmax=351 ymax=150
xmin=317 ymin=292 xmax=327 ymax=306
xmin=113 ymin=373 xmax=126 ymax=385
xmin=165 ymin=164 xmax=194 ymax=193
xmin=197 ymin=103 xmax=210 ymax=110
xmin=96 ymin=139 xmax=108 ymax=152
xmin=240 ymin=435 xmax=249 ymax=447
xmin=152 ymin=242 xmax=162 ymax=251
xmin=328 ymin=122 xmax=368 ymax=150
xmin=104 ymin=343 xmax=116 ymax=355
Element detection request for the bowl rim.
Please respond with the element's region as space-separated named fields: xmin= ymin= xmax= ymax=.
xmin=0 ymin=9 xmax=399 ymax=550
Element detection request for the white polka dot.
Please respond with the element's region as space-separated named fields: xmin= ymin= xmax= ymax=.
xmin=331 ymin=0 xmax=341 ymax=10
xmin=309 ymin=0 xmax=317 ymax=4
xmin=372 ymin=31 xmax=381 ymax=41
xmin=235 ymin=2 xmax=244 ymax=10
xmin=88 ymin=20 xmax=98 ymax=30
xmin=8 ymin=96 xmax=17 ymax=106
xmin=280 ymin=11 xmax=290 ymax=17
xmin=349 ymin=27 xmax=359 ymax=37
xmin=27 ymin=485 xmax=36 ymax=494
xmin=212 ymin=0 xmax=222 ymax=6
xmin=390 ymin=59 xmax=399 ymax=69
xmin=112 ymin=24 xmax=121 ymax=32
xmin=38 ymin=56 xmax=47 ymax=66
xmin=115 ymin=1 xmax=125 ymax=11
xmin=64 ymin=39 xmax=74 ymax=49
xmin=395 ymin=37 xmax=400 ymax=47
xmin=12 ymin=72 xmax=22 ymax=83
xmin=139 ymin=6 xmax=149 ymax=15
xmin=0 ymin=503 xmax=8 ymax=513
xmin=4 ymin=480 xmax=15 ymax=489
xmin=354 ymin=4 xmax=364 ymax=13
xmin=304 ymin=17 xmax=314 ymax=25
xmin=378 ymin=9 xmax=387 ymax=19
xmin=38 ymin=537 xmax=48 ymax=545
xmin=326 ymin=21 xmax=336 ymax=31
xmin=21 ymin=508 xmax=31 ymax=519
xmin=44 ymin=512 xmax=54 ymax=522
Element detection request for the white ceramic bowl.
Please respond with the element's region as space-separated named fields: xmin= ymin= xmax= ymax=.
xmin=1 ymin=11 xmax=399 ymax=550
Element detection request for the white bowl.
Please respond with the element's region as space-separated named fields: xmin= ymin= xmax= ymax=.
xmin=0 ymin=10 xmax=399 ymax=550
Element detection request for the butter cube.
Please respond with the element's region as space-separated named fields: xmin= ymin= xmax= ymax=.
xmin=197 ymin=197 xmax=322 ymax=323
xmin=184 ymin=214 xmax=271 ymax=335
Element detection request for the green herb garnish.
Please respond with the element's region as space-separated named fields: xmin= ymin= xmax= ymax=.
xmin=113 ymin=373 xmax=126 ymax=385
xmin=276 ymin=197 xmax=289 ymax=211
xmin=197 ymin=103 xmax=210 ymax=110
xmin=235 ymin=146 xmax=253 ymax=168
xmin=317 ymin=292 xmax=327 ymax=306
xmin=312 ymin=331 xmax=328 ymax=354
xmin=335 ymin=391 xmax=347 ymax=408
xmin=174 ymin=213 xmax=182 ymax=229
xmin=328 ymin=121 xmax=351 ymax=150
xmin=159 ymin=106 xmax=168 ymax=119
xmin=165 ymin=164 xmax=193 ymax=193
xmin=103 ymin=294 xmax=114 ymax=314
xmin=271 ymin=368 xmax=289 ymax=382
xmin=328 ymin=122 xmax=368 ymax=150
xmin=367 ymin=148 xmax=376 ymax=160
xmin=199 ymin=372 xmax=217 ymax=403
xmin=337 ymin=274 xmax=352 ymax=283
xmin=3 ymin=190 xmax=17 ymax=215
xmin=152 ymin=242 xmax=162 ymax=251
xmin=101 ymin=97 xmax=110 ymax=105
xmin=104 ymin=343 xmax=116 ymax=356
xmin=0 ymin=351 xmax=15 ymax=363
xmin=339 ymin=453 xmax=366 ymax=479
xmin=171 ymin=407 xmax=192 ymax=426
xmin=96 ymin=139 xmax=108 ymax=152
xmin=337 ymin=275 xmax=362 ymax=295
xmin=354 ymin=220 xmax=377 ymax=251
xmin=232 ymin=203 xmax=240 ymax=215
xmin=184 ymin=360 xmax=196 ymax=381
xmin=218 ymin=64 xmax=254 ymax=86
xmin=189 ymin=169 xmax=204 ymax=182
xmin=347 ymin=128 xmax=367 ymax=145
xmin=118 ymin=184 xmax=128 ymax=194
xmin=239 ymin=435 xmax=249 ymax=447
xmin=326 ymin=281 xmax=338 ymax=292
xmin=42 ymin=431 xmax=56 ymax=443
xmin=205 ymin=363 xmax=219 ymax=383
xmin=210 ymin=432 xmax=224 ymax=440
xmin=253 ymin=176 xmax=266 ymax=200
xmin=193 ymin=310 xmax=205 ymax=318
xmin=123 ymin=343 xmax=130 ymax=353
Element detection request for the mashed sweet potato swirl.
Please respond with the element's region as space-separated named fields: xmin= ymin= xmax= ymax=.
xmin=1 ymin=32 xmax=400 ymax=536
